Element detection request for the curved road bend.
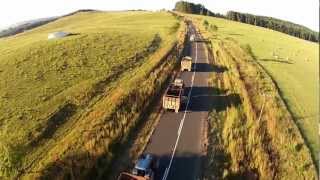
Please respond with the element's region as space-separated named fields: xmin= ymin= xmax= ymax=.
xmin=145 ymin=24 xmax=214 ymax=180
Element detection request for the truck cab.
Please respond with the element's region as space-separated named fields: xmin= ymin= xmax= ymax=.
xmin=173 ymin=78 xmax=184 ymax=88
xmin=181 ymin=56 xmax=192 ymax=72
xmin=132 ymin=154 xmax=158 ymax=180
xmin=190 ymin=34 xmax=195 ymax=42
xmin=118 ymin=154 xmax=158 ymax=180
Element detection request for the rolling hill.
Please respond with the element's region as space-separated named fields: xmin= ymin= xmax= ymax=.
xmin=0 ymin=17 xmax=58 ymax=38
xmin=188 ymin=13 xmax=318 ymax=179
xmin=0 ymin=11 xmax=184 ymax=179
xmin=1 ymin=4 xmax=318 ymax=179
xmin=174 ymin=2 xmax=319 ymax=172
xmin=200 ymin=15 xmax=319 ymax=161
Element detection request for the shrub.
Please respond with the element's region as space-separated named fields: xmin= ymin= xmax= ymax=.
xmin=210 ymin=24 xmax=218 ymax=31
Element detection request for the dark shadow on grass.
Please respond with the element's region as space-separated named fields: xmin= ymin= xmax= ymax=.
xmin=258 ymin=58 xmax=293 ymax=64
xmin=226 ymin=169 xmax=259 ymax=180
xmin=31 ymin=76 xmax=172 ymax=180
xmin=30 ymin=103 xmax=77 ymax=147
xmin=35 ymin=152 xmax=204 ymax=180
xmin=68 ymin=33 xmax=81 ymax=37
xmin=34 ymin=151 xmax=259 ymax=180
xmin=228 ymin=33 xmax=243 ymax=36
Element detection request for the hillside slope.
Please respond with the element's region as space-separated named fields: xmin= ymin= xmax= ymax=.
xmin=198 ymin=15 xmax=319 ymax=162
xmin=0 ymin=11 xmax=182 ymax=178
xmin=188 ymin=13 xmax=318 ymax=179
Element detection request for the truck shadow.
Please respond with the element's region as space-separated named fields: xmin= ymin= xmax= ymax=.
xmin=258 ymin=58 xmax=293 ymax=64
xmin=155 ymin=152 xmax=258 ymax=180
xmin=29 ymin=103 xmax=77 ymax=147
xmin=183 ymin=86 xmax=241 ymax=112
xmin=34 ymin=152 xmax=204 ymax=180
xmin=34 ymin=150 xmax=258 ymax=180
xmin=155 ymin=153 xmax=204 ymax=180
xmin=192 ymin=63 xmax=228 ymax=73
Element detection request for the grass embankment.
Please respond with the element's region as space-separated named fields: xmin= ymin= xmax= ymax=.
xmin=197 ymin=15 xmax=319 ymax=164
xmin=0 ymin=11 xmax=183 ymax=179
xmin=189 ymin=16 xmax=317 ymax=179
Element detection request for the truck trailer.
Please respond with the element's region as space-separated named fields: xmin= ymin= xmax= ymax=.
xmin=162 ymin=78 xmax=185 ymax=113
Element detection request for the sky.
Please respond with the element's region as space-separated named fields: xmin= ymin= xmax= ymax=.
xmin=0 ymin=0 xmax=319 ymax=31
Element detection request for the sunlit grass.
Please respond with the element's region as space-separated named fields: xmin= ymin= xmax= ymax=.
xmin=198 ymin=15 xmax=319 ymax=165
xmin=0 ymin=11 xmax=181 ymax=178
xmin=189 ymin=13 xmax=318 ymax=179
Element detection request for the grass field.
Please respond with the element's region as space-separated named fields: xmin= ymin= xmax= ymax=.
xmin=0 ymin=11 xmax=182 ymax=178
xmin=186 ymin=14 xmax=318 ymax=179
xmin=196 ymin=15 xmax=319 ymax=164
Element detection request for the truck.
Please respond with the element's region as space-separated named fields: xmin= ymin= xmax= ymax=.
xmin=117 ymin=154 xmax=158 ymax=180
xmin=181 ymin=56 xmax=192 ymax=72
xmin=190 ymin=34 xmax=195 ymax=42
xmin=173 ymin=78 xmax=184 ymax=88
xmin=162 ymin=78 xmax=185 ymax=113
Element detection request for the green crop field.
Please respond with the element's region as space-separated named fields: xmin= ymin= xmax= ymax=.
xmin=197 ymin=15 xmax=319 ymax=162
xmin=0 ymin=11 xmax=182 ymax=178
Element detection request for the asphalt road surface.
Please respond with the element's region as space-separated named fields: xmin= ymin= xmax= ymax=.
xmin=145 ymin=24 xmax=213 ymax=180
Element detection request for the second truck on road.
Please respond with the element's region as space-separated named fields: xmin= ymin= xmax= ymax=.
xmin=162 ymin=78 xmax=186 ymax=113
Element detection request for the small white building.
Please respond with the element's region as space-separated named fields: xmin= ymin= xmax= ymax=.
xmin=48 ymin=31 xmax=69 ymax=40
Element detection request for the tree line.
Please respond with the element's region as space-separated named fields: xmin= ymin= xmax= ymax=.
xmin=226 ymin=11 xmax=319 ymax=42
xmin=174 ymin=1 xmax=224 ymax=18
xmin=174 ymin=1 xmax=319 ymax=42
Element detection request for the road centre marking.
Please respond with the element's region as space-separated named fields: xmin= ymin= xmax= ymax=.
xmin=162 ymin=32 xmax=199 ymax=180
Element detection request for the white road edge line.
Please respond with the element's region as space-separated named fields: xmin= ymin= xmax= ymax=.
xmin=162 ymin=39 xmax=198 ymax=180
xmin=162 ymin=167 xmax=169 ymax=180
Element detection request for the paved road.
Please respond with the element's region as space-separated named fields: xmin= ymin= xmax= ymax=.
xmin=145 ymin=24 xmax=213 ymax=180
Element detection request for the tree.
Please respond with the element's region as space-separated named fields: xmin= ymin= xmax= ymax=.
xmin=175 ymin=1 xmax=226 ymax=19
xmin=211 ymin=25 xmax=218 ymax=31
xmin=226 ymin=10 xmax=319 ymax=42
